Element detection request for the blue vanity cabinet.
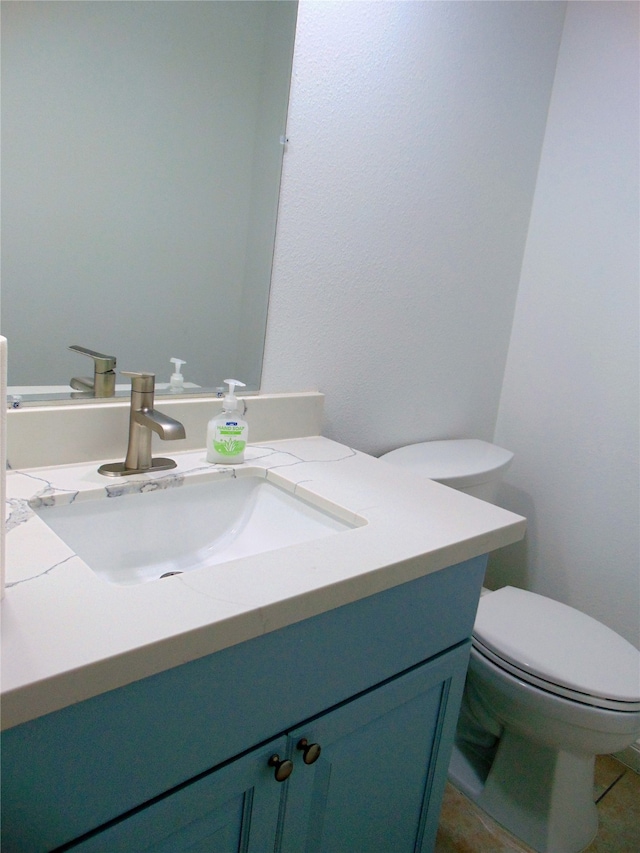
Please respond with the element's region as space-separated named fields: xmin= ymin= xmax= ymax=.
xmin=69 ymin=737 xmax=288 ymax=853
xmin=1 ymin=556 xmax=486 ymax=853
xmin=70 ymin=644 xmax=467 ymax=853
xmin=280 ymin=644 xmax=469 ymax=853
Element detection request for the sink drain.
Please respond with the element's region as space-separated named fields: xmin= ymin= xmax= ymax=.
xmin=160 ymin=571 xmax=183 ymax=578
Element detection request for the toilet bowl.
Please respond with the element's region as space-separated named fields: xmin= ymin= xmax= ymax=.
xmin=456 ymin=586 xmax=640 ymax=853
xmin=380 ymin=440 xmax=640 ymax=853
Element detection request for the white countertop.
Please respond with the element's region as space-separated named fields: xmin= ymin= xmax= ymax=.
xmin=1 ymin=437 xmax=526 ymax=730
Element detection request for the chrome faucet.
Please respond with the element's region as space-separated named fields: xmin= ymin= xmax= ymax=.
xmin=98 ymin=372 xmax=186 ymax=477
xmin=69 ymin=345 xmax=117 ymax=397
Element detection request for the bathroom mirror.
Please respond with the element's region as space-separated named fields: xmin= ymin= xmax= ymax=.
xmin=1 ymin=0 xmax=297 ymax=401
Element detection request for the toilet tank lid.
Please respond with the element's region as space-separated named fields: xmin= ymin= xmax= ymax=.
xmin=475 ymin=587 xmax=640 ymax=703
xmin=380 ymin=439 xmax=513 ymax=488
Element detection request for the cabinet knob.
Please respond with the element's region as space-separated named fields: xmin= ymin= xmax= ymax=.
xmin=268 ymin=754 xmax=294 ymax=782
xmin=296 ymin=738 xmax=322 ymax=765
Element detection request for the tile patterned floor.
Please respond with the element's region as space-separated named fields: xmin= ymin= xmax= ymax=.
xmin=435 ymin=755 xmax=640 ymax=853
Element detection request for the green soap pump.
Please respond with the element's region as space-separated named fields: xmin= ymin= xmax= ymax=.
xmin=206 ymin=379 xmax=247 ymax=464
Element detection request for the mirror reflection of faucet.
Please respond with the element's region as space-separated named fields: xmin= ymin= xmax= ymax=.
xmin=98 ymin=371 xmax=186 ymax=477
xmin=69 ymin=345 xmax=117 ymax=398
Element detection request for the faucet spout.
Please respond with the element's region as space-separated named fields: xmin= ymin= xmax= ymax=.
xmin=98 ymin=371 xmax=186 ymax=477
xmin=134 ymin=408 xmax=186 ymax=441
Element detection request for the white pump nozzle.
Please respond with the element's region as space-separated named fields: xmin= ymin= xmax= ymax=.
xmin=222 ymin=378 xmax=246 ymax=410
xmin=169 ymin=357 xmax=186 ymax=391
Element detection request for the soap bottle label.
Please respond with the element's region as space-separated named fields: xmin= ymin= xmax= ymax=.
xmin=213 ymin=420 xmax=246 ymax=457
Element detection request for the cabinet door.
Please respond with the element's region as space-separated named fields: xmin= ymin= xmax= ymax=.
xmin=70 ymin=738 xmax=288 ymax=853
xmin=279 ymin=645 xmax=468 ymax=853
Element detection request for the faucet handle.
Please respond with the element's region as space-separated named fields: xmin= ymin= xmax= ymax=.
xmin=121 ymin=371 xmax=155 ymax=394
xmin=69 ymin=345 xmax=116 ymax=373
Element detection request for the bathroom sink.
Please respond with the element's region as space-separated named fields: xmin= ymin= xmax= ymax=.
xmin=33 ymin=475 xmax=359 ymax=586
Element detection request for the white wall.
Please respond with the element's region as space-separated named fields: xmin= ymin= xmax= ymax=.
xmin=262 ymin=0 xmax=566 ymax=454
xmin=264 ymin=0 xmax=639 ymax=647
xmin=491 ymin=1 xmax=640 ymax=647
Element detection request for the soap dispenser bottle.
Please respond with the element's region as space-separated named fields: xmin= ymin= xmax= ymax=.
xmin=206 ymin=379 xmax=247 ymax=463
xmin=169 ymin=358 xmax=186 ymax=392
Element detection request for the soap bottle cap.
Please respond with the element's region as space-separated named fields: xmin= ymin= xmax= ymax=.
xmin=169 ymin=357 xmax=186 ymax=390
xmin=222 ymin=378 xmax=245 ymax=411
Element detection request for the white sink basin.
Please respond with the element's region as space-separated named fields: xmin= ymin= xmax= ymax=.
xmin=33 ymin=476 xmax=359 ymax=586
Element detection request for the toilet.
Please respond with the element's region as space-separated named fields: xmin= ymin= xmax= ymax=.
xmin=380 ymin=439 xmax=640 ymax=853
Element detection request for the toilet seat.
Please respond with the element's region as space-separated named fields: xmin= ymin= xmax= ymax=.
xmin=473 ymin=587 xmax=640 ymax=712
xmin=471 ymin=639 xmax=640 ymax=711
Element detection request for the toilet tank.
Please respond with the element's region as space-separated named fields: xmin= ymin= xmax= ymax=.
xmin=379 ymin=439 xmax=514 ymax=504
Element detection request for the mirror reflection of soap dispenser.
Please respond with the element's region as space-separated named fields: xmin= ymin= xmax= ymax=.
xmin=206 ymin=379 xmax=247 ymax=463
xmin=169 ymin=358 xmax=186 ymax=392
